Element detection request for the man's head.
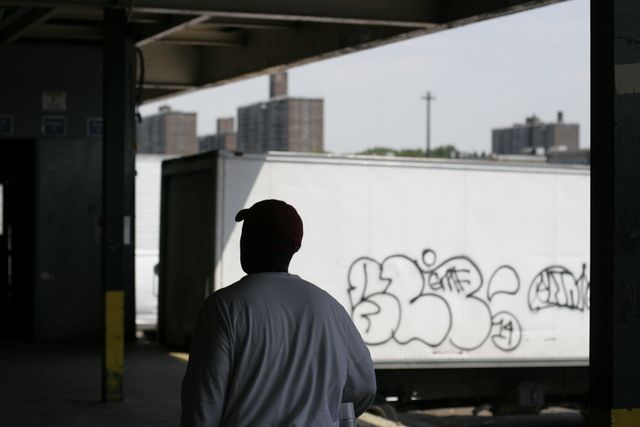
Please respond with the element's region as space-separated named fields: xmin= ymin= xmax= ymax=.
xmin=235 ymin=199 xmax=303 ymax=274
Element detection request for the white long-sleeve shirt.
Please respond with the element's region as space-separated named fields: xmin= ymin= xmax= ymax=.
xmin=181 ymin=272 xmax=376 ymax=427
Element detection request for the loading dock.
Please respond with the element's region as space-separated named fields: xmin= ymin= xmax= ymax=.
xmin=0 ymin=0 xmax=637 ymax=425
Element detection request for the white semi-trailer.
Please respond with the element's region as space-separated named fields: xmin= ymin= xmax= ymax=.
xmin=158 ymin=151 xmax=590 ymax=411
xmin=135 ymin=154 xmax=175 ymax=332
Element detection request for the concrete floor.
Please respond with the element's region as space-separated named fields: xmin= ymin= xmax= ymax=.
xmin=0 ymin=340 xmax=587 ymax=427
xmin=0 ymin=340 xmax=184 ymax=427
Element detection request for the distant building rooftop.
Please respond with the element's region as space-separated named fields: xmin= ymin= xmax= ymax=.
xmin=136 ymin=106 xmax=198 ymax=155
xmin=492 ymin=111 xmax=579 ymax=156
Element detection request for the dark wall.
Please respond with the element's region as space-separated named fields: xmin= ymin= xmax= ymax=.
xmin=0 ymin=44 xmax=107 ymax=341
xmin=0 ymin=44 xmax=102 ymax=139
xmin=35 ymin=138 xmax=102 ymax=341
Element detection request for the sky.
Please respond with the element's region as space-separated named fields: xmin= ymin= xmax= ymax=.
xmin=139 ymin=0 xmax=590 ymax=155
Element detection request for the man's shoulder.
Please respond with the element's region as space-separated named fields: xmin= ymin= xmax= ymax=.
xmin=205 ymin=273 xmax=347 ymax=313
xmin=287 ymin=276 xmax=351 ymax=317
xmin=203 ymin=277 xmax=246 ymax=305
xmin=204 ymin=273 xmax=299 ymax=303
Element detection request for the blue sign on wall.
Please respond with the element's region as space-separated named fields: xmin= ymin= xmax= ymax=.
xmin=0 ymin=115 xmax=13 ymax=136
xmin=42 ymin=116 xmax=67 ymax=136
xmin=87 ymin=117 xmax=103 ymax=137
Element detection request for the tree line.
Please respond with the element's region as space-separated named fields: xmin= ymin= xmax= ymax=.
xmin=357 ymin=145 xmax=487 ymax=159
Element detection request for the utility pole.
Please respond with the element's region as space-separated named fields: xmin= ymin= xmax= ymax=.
xmin=421 ymin=91 xmax=435 ymax=157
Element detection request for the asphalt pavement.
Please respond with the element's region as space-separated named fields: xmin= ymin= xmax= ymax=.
xmin=0 ymin=340 xmax=588 ymax=427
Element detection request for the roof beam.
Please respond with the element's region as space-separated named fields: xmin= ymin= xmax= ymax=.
xmin=139 ymin=22 xmax=423 ymax=101
xmin=132 ymin=0 xmax=440 ymax=28
xmin=130 ymin=14 xmax=210 ymax=46
xmin=23 ymin=22 xmax=101 ymax=40
xmin=197 ymin=19 xmax=293 ymax=31
xmin=0 ymin=7 xmax=55 ymax=43
xmin=138 ymin=43 xmax=201 ymax=89
xmin=157 ymin=29 xmax=245 ymax=47
xmin=0 ymin=0 xmax=442 ymax=28
xmin=0 ymin=0 xmax=565 ymax=28
xmin=139 ymin=87 xmax=184 ymax=100
xmin=441 ymin=0 xmax=562 ymax=26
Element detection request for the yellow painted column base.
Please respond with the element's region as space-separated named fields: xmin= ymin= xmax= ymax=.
xmin=612 ymin=408 xmax=640 ymax=427
xmin=104 ymin=290 xmax=124 ymax=402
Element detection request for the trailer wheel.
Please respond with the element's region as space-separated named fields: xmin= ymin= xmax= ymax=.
xmin=368 ymin=403 xmax=398 ymax=421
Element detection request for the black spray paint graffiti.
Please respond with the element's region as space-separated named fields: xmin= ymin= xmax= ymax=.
xmin=348 ymin=250 xmax=523 ymax=352
xmin=528 ymin=264 xmax=589 ymax=311
xmin=347 ymin=249 xmax=588 ymax=353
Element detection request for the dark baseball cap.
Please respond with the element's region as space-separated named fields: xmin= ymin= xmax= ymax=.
xmin=235 ymin=199 xmax=303 ymax=253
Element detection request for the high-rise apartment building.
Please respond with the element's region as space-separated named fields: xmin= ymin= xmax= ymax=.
xmin=492 ymin=112 xmax=579 ymax=155
xmin=136 ymin=105 xmax=198 ymax=155
xmin=199 ymin=117 xmax=237 ymax=152
xmin=237 ymin=72 xmax=324 ymax=153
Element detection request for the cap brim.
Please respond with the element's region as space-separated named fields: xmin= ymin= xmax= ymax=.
xmin=235 ymin=209 xmax=249 ymax=222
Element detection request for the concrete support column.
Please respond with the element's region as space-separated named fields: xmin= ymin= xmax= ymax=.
xmin=102 ymin=7 xmax=136 ymax=402
xmin=590 ymin=0 xmax=640 ymax=425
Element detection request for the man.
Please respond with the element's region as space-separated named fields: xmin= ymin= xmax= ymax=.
xmin=181 ymin=199 xmax=376 ymax=427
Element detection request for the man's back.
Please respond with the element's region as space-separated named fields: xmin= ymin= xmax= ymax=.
xmin=181 ymin=272 xmax=376 ymax=427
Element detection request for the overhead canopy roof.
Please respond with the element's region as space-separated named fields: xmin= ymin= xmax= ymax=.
xmin=0 ymin=0 xmax=562 ymax=101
